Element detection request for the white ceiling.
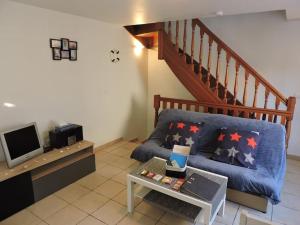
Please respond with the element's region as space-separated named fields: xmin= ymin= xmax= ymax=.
xmin=10 ymin=0 xmax=300 ymax=24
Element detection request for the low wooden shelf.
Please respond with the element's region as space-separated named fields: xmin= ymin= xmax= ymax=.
xmin=0 ymin=140 xmax=95 ymax=221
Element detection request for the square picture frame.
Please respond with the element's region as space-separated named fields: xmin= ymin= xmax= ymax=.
xmin=50 ymin=39 xmax=61 ymax=48
xmin=61 ymin=38 xmax=69 ymax=50
xmin=69 ymin=41 xmax=78 ymax=50
xmin=69 ymin=50 xmax=77 ymax=61
xmin=61 ymin=50 xmax=70 ymax=59
xmin=52 ymin=48 xmax=61 ymax=60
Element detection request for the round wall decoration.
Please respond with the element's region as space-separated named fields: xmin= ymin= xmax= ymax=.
xmin=110 ymin=49 xmax=120 ymax=63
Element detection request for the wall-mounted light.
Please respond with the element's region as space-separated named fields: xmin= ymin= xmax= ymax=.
xmin=3 ymin=102 xmax=16 ymax=108
xmin=133 ymin=39 xmax=144 ymax=56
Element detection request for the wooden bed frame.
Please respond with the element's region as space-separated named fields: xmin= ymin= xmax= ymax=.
xmin=153 ymin=95 xmax=296 ymax=212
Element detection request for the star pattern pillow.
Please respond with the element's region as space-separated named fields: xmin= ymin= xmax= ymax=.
xmin=162 ymin=121 xmax=204 ymax=152
xmin=211 ymin=128 xmax=261 ymax=169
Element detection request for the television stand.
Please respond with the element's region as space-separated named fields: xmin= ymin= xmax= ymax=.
xmin=0 ymin=140 xmax=95 ymax=221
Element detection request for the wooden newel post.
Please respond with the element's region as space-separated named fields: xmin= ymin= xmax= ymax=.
xmin=286 ymin=96 xmax=296 ymax=148
xmin=154 ymin=95 xmax=161 ymax=127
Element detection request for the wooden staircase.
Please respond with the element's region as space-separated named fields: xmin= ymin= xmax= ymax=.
xmin=125 ymin=18 xmax=296 ymax=146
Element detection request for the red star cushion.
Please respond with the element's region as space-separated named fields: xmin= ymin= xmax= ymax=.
xmin=177 ymin=122 xmax=185 ymax=129
xmin=247 ymin=137 xmax=257 ymax=149
xmin=190 ymin=125 xmax=200 ymax=133
xmin=230 ymin=132 xmax=242 ymax=142
xmin=218 ymin=133 xmax=225 ymax=141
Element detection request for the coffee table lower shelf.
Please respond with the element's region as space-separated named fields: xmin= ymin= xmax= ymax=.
xmin=127 ymin=157 xmax=228 ymax=225
xmin=144 ymin=190 xmax=202 ymax=223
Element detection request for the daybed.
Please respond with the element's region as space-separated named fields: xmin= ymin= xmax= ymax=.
xmin=131 ymin=108 xmax=286 ymax=212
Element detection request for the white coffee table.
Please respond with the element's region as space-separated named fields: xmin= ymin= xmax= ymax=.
xmin=127 ymin=157 xmax=228 ymax=225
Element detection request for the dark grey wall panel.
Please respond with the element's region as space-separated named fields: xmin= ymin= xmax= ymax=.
xmin=32 ymin=155 xmax=95 ymax=201
xmin=0 ymin=172 xmax=34 ymax=221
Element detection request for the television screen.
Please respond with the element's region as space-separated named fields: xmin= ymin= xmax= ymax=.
xmin=0 ymin=122 xmax=43 ymax=168
xmin=4 ymin=125 xmax=40 ymax=160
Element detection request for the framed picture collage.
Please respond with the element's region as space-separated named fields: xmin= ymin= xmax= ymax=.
xmin=50 ymin=38 xmax=77 ymax=61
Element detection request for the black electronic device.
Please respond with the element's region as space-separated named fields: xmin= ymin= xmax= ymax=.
xmin=49 ymin=124 xmax=83 ymax=149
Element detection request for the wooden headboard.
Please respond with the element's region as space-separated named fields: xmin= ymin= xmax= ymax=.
xmin=153 ymin=95 xmax=296 ymax=148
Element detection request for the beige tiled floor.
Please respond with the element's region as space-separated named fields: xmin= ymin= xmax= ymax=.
xmin=1 ymin=140 xmax=300 ymax=225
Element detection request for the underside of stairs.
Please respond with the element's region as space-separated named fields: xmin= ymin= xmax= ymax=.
xmin=124 ymin=18 xmax=296 ymax=146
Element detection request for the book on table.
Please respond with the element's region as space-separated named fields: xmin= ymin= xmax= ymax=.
xmin=180 ymin=173 xmax=220 ymax=201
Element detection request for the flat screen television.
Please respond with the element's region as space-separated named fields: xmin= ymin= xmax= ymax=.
xmin=0 ymin=122 xmax=43 ymax=168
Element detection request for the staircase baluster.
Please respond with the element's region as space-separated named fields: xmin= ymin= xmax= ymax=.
xmin=207 ymin=36 xmax=213 ymax=87
xmin=191 ymin=22 xmax=196 ymax=71
xmin=233 ymin=62 xmax=240 ymax=105
xmin=215 ymin=45 xmax=222 ymax=96
xmin=170 ymin=101 xmax=174 ymax=109
xmin=198 ymin=30 xmax=204 ymax=80
xmin=183 ymin=20 xmax=187 ymax=61
xmin=262 ymin=88 xmax=270 ymax=120
xmin=163 ymin=101 xmax=167 ymax=109
xmin=273 ymin=97 xmax=281 ymax=123
xmin=168 ymin=21 xmax=171 ymax=40
xmin=186 ymin=104 xmax=191 ymax=110
xmin=243 ymin=70 xmax=250 ymax=105
xmin=175 ymin=21 xmax=179 ymax=52
xmin=264 ymin=89 xmax=270 ymax=109
xmin=224 ymin=52 xmax=231 ymax=103
xmin=252 ymin=79 xmax=259 ymax=107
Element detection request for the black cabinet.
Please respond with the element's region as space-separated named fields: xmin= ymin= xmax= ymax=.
xmin=0 ymin=172 xmax=34 ymax=220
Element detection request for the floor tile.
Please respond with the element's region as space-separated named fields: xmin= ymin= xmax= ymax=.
xmin=111 ymin=171 xmax=127 ymax=185
xmin=110 ymin=147 xmax=133 ymax=158
xmin=282 ymin=180 xmax=300 ymax=197
xmin=280 ymin=192 xmax=300 ymax=211
xmin=92 ymin=200 xmax=127 ymax=225
xmin=96 ymin=153 xmax=120 ymax=164
xmin=160 ymin=213 xmax=193 ymax=225
xmin=117 ymin=212 xmax=156 ymax=225
xmin=135 ymin=201 xmax=165 ymax=221
xmin=215 ymin=200 xmax=239 ymax=225
xmin=212 ymin=222 xmax=226 ymax=225
xmin=76 ymin=172 xmax=108 ymax=190
xmin=95 ymin=180 xmax=125 ymax=198
xmin=112 ymin=189 xmax=142 ymax=207
xmin=77 ymin=216 xmax=106 ymax=225
xmin=44 ymin=205 xmax=87 ymax=225
xmin=72 ymin=191 xmax=109 ymax=214
xmin=125 ymin=161 xmax=141 ymax=173
xmin=1 ymin=209 xmax=42 ymax=225
xmin=233 ymin=203 xmax=272 ymax=225
xmin=95 ymin=160 xmax=107 ymax=169
xmin=37 ymin=222 xmax=48 ymax=225
xmin=101 ymin=141 xmax=128 ymax=152
xmin=285 ymin=172 xmax=300 ymax=185
xmin=286 ymin=162 xmax=300 ymax=175
xmin=55 ymin=183 xmax=90 ymax=203
xmin=28 ymin=195 xmax=68 ymax=219
xmin=108 ymin=157 xmax=136 ymax=170
xmin=96 ymin=164 xmax=122 ymax=178
xmin=156 ymin=222 xmax=167 ymax=225
xmin=123 ymin=142 xmax=140 ymax=151
xmin=272 ymin=204 xmax=299 ymax=225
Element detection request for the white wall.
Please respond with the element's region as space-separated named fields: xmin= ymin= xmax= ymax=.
xmin=147 ymin=48 xmax=194 ymax=134
xmin=0 ymin=0 xmax=148 ymax=161
xmin=148 ymin=11 xmax=300 ymax=156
